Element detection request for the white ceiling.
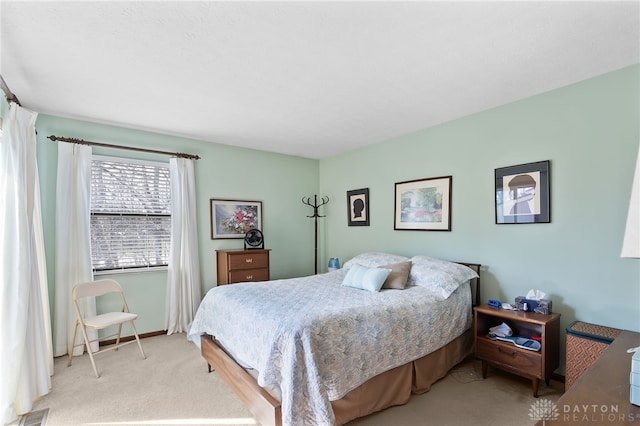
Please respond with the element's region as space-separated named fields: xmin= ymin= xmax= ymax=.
xmin=1 ymin=1 xmax=639 ymax=160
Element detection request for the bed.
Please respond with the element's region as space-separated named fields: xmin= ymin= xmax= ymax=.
xmin=187 ymin=253 xmax=481 ymax=426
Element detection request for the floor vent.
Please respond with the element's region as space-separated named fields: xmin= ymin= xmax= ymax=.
xmin=19 ymin=408 xmax=49 ymax=426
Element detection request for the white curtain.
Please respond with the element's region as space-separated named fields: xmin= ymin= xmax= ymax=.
xmin=0 ymin=103 xmax=53 ymax=424
xmin=165 ymin=157 xmax=202 ymax=334
xmin=54 ymin=143 xmax=96 ymax=357
xmin=622 ymin=144 xmax=640 ymax=258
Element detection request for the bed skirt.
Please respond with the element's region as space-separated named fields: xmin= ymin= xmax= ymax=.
xmin=201 ymin=327 xmax=473 ymax=426
xmin=332 ymin=327 xmax=473 ymax=425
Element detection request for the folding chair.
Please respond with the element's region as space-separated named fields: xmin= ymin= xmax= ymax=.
xmin=67 ymin=279 xmax=146 ymax=377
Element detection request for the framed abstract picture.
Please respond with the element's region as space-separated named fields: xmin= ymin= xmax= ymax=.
xmin=394 ymin=176 xmax=452 ymax=231
xmin=346 ymin=188 xmax=370 ymax=226
xmin=495 ymin=160 xmax=550 ymax=224
xmin=210 ymin=199 xmax=262 ymax=239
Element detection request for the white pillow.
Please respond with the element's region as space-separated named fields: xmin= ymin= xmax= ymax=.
xmin=343 ymin=252 xmax=409 ymax=269
xmin=341 ymin=264 xmax=392 ymax=292
xmin=409 ymin=256 xmax=479 ymax=299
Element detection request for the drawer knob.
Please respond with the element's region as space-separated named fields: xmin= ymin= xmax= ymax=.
xmin=245 ymin=258 xmax=253 ymax=263
xmin=246 ymin=275 xmax=253 ymax=280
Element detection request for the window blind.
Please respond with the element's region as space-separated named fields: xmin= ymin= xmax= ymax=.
xmin=90 ymin=156 xmax=171 ymax=272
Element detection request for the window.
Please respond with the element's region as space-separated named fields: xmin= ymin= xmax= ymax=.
xmin=90 ymin=156 xmax=171 ymax=272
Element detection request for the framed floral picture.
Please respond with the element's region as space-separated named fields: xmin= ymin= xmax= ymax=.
xmin=394 ymin=176 xmax=452 ymax=231
xmin=210 ymin=199 xmax=262 ymax=239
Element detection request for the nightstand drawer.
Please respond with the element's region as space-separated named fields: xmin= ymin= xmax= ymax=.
xmin=476 ymin=338 xmax=540 ymax=378
xmin=229 ymin=268 xmax=269 ymax=283
xmin=228 ymin=252 xmax=269 ymax=270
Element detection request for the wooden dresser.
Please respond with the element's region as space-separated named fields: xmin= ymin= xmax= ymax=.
xmin=536 ymin=330 xmax=640 ymax=425
xmin=216 ymin=249 xmax=271 ymax=285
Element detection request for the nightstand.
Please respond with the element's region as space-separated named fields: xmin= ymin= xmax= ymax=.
xmin=216 ymin=249 xmax=271 ymax=285
xmin=474 ymin=304 xmax=561 ymax=397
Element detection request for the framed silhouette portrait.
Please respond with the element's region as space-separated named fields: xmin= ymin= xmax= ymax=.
xmin=495 ymin=160 xmax=550 ymax=224
xmin=347 ymin=188 xmax=369 ymax=226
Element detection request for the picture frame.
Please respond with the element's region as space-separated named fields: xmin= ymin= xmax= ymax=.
xmin=495 ymin=160 xmax=550 ymax=224
xmin=346 ymin=188 xmax=370 ymax=226
xmin=210 ymin=199 xmax=263 ymax=239
xmin=394 ymin=176 xmax=452 ymax=231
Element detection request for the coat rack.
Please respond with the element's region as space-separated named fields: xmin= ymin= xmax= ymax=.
xmin=302 ymin=194 xmax=329 ymax=274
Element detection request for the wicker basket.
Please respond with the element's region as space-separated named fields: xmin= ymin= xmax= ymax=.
xmin=565 ymin=321 xmax=622 ymax=390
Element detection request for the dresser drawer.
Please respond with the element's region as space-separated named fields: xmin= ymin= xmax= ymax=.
xmin=229 ymin=268 xmax=270 ymax=283
xmin=476 ymin=338 xmax=541 ymax=378
xmin=227 ymin=252 xmax=269 ymax=271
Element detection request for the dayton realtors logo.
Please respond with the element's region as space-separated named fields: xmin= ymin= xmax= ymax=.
xmin=529 ymin=400 xmax=640 ymax=423
xmin=529 ymin=399 xmax=559 ymax=424
xmin=560 ymin=403 xmax=639 ymax=423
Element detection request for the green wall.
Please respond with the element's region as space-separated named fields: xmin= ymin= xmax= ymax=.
xmin=4 ymin=64 xmax=638 ymax=368
xmin=33 ymin=116 xmax=319 ymax=335
xmin=320 ymin=64 xmax=640 ymax=358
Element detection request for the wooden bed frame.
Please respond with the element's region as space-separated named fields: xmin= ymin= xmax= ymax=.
xmin=200 ymin=262 xmax=481 ymax=426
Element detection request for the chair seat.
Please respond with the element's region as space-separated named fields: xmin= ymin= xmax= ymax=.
xmin=84 ymin=312 xmax=138 ymax=329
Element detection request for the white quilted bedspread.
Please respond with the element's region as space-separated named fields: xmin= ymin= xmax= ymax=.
xmin=187 ymin=269 xmax=472 ymax=426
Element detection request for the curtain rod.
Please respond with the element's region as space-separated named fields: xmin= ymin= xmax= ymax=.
xmin=0 ymin=74 xmax=21 ymax=106
xmin=47 ymin=135 xmax=200 ymax=160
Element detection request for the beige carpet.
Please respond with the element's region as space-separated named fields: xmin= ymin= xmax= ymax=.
xmin=15 ymin=333 xmax=563 ymax=426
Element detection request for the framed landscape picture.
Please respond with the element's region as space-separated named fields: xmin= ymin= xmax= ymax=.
xmin=210 ymin=199 xmax=262 ymax=239
xmin=495 ymin=160 xmax=550 ymax=224
xmin=394 ymin=176 xmax=452 ymax=231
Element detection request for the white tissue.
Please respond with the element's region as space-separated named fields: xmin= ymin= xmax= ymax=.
xmin=526 ymin=289 xmax=546 ymax=300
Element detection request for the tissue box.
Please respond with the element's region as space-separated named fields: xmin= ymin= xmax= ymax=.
xmin=633 ymin=349 xmax=640 ymax=373
xmin=515 ymin=296 xmax=552 ymax=314
xmin=631 ymin=372 xmax=640 ymax=386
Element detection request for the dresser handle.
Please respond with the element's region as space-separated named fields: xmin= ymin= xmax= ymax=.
xmin=246 ymin=275 xmax=253 ymax=280
xmin=498 ymin=346 xmax=517 ymax=357
xmin=245 ymin=258 xmax=253 ymax=263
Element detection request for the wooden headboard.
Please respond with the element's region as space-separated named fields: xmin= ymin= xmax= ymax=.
xmin=456 ymin=262 xmax=481 ymax=307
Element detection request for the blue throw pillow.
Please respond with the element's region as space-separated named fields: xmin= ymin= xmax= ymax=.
xmin=341 ymin=263 xmax=392 ymax=292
